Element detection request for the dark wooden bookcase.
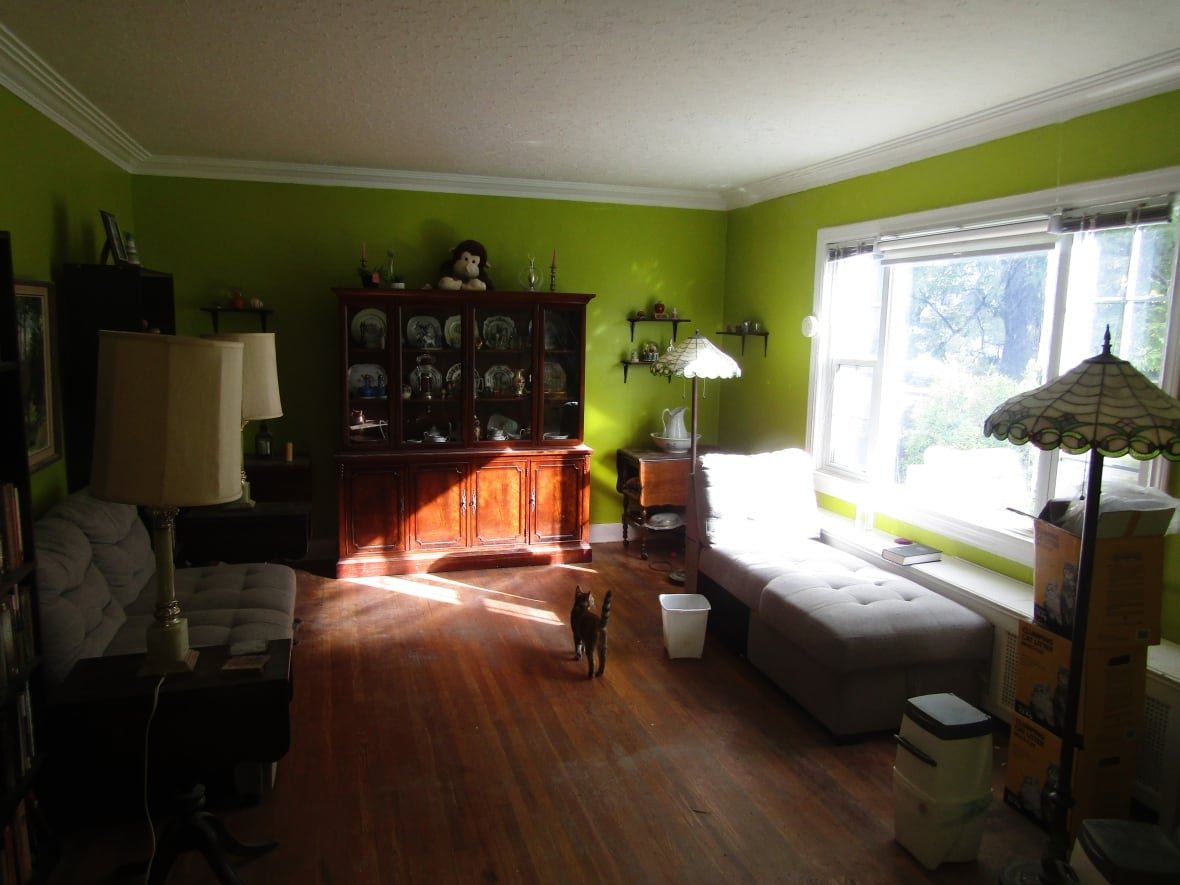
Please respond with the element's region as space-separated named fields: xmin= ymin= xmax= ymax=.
xmin=0 ymin=231 xmax=56 ymax=880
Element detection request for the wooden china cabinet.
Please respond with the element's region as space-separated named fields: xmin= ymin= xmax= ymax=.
xmin=333 ymin=288 xmax=594 ymax=576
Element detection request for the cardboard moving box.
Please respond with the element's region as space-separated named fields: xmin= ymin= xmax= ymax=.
xmin=1012 ymin=621 xmax=1146 ymax=740
xmin=1033 ymin=500 xmax=1171 ymax=646
xmin=1003 ymin=712 xmax=1138 ymax=836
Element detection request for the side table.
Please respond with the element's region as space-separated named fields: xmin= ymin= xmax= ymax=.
xmin=47 ymin=640 xmax=293 ymax=883
xmin=176 ymin=501 xmax=311 ymax=564
xmin=244 ymin=455 xmax=312 ymax=503
xmin=615 ymin=448 xmax=692 ymax=559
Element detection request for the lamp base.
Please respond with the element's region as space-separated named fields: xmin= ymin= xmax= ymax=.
xmin=141 ymin=617 xmax=199 ymax=676
xmin=221 ymin=478 xmax=257 ymax=510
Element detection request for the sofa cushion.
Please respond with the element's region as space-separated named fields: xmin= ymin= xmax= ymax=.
xmin=35 ymin=488 xmax=298 ymax=687
xmin=111 ymin=562 xmax=298 ymax=656
xmin=37 ymin=489 xmax=154 ymax=609
xmin=696 ymin=449 xmax=820 ymax=547
xmin=699 ymin=539 xmax=870 ymax=610
xmin=34 ymin=514 xmax=129 ymax=687
xmin=758 ymin=567 xmax=993 ymax=673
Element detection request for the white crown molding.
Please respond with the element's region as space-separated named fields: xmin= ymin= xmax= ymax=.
xmin=2 ymin=21 xmax=1177 ymax=212
xmin=132 ymin=155 xmax=729 ymax=211
xmin=723 ymin=49 xmax=1180 ymax=210
xmin=0 ymin=24 xmax=148 ymax=169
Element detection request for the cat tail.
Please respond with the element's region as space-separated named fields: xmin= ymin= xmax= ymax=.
xmin=599 ymin=591 xmax=613 ymax=628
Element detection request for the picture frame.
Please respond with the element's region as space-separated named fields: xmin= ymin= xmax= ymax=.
xmin=14 ymin=278 xmax=62 ymax=471
xmin=100 ymin=209 xmax=128 ymax=264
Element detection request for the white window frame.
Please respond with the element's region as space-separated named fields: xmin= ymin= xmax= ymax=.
xmin=808 ymin=166 xmax=1180 ymax=566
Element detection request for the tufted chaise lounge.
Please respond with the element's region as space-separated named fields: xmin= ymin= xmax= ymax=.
xmin=685 ymin=449 xmax=993 ymax=738
xmin=34 ymin=488 xmax=298 ymax=689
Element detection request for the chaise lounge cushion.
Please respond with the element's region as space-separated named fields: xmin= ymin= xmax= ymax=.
xmin=696 ymin=448 xmax=821 ymax=548
xmin=35 ymin=489 xmax=297 ymax=688
xmin=757 ymin=567 xmax=993 ymax=672
xmin=686 ymin=447 xmax=994 ymax=737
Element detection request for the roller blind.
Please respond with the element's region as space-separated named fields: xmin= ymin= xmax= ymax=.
xmin=873 ymin=217 xmax=1054 ymax=264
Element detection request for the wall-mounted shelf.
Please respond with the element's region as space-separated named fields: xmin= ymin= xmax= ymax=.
xmin=619 ymin=359 xmax=672 ymax=383
xmin=202 ymin=305 xmax=274 ymax=332
xmin=717 ymin=330 xmax=770 ymax=356
xmin=627 ymin=317 xmax=690 ymax=342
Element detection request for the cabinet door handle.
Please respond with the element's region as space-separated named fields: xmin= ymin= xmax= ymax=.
xmin=530 ymin=487 xmax=536 ymax=511
xmin=459 ymin=492 xmax=467 ymax=513
xmin=471 ymin=491 xmax=477 ymax=511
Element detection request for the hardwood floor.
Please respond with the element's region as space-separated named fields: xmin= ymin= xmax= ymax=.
xmin=48 ymin=541 xmax=1048 ymax=884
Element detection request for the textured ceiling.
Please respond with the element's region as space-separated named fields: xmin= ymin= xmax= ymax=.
xmin=1 ymin=1 xmax=1179 ymax=207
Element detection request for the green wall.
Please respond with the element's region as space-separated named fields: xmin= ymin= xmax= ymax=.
xmin=124 ymin=179 xmax=729 ymax=537
xmin=0 ymin=85 xmax=727 ymax=539
xmin=721 ymin=89 xmax=1180 ymax=641
xmin=0 ymin=86 xmax=136 ymax=515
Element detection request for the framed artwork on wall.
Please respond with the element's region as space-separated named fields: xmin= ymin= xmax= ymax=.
xmin=15 ymin=278 xmax=62 ymax=471
xmin=100 ymin=209 xmax=128 ymax=264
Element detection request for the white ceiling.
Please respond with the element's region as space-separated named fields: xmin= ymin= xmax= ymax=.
xmin=1 ymin=1 xmax=1179 ymax=210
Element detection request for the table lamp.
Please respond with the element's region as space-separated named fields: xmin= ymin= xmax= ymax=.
xmin=89 ymin=331 xmax=245 ymax=673
xmin=985 ymin=327 xmax=1180 ymax=884
xmin=651 ymin=332 xmax=741 ymax=583
xmin=207 ymin=332 xmax=283 ymax=506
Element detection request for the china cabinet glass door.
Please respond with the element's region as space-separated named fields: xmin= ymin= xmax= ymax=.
xmin=541 ymin=305 xmax=583 ymax=441
xmin=472 ymin=303 xmax=535 ymax=444
xmin=344 ymin=301 xmax=391 ymax=447
xmin=399 ymin=301 xmax=464 ymax=445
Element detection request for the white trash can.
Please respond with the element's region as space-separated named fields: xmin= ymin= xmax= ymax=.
xmin=659 ymin=593 xmax=711 ymax=658
xmin=893 ymin=693 xmax=993 ymax=870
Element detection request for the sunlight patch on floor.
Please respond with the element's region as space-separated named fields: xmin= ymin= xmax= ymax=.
xmin=481 ymin=597 xmax=564 ymax=625
xmin=346 ymin=568 xmax=584 ymax=624
xmin=348 ymin=574 xmax=461 ymax=604
xmin=553 ymin=562 xmax=599 ymax=575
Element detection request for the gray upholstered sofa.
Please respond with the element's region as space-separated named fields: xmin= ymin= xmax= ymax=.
xmin=685 ymin=448 xmax=993 ymax=739
xmin=34 ymin=488 xmax=298 ymax=689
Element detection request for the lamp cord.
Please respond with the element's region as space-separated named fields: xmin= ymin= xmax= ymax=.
xmin=142 ymin=674 xmax=166 ymax=884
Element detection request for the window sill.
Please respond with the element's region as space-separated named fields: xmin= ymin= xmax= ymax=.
xmin=818 ymin=508 xmax=1180 ymax=687
xmin=813 ymin=470 xmax=1035 ymax=566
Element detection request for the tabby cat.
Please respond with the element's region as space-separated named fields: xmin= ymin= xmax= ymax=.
xmin=570 ymin=586 xmax=612 ymax=679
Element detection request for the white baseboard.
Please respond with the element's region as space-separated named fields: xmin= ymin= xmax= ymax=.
xmin=589 ymin=522 xmax=624 ymax=544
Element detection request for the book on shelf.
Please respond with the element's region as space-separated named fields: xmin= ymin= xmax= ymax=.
xmin=881 ymin=542 xmax=942 ymax=565
xmin=0 ymin=484 xmax=21 ymax=571
xmin=0 ymin=606 xmax=14 ymax=680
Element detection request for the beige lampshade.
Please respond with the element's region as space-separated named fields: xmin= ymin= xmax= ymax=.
xmin=207 ymin=332 xmax=283 ymax=421
xmin=90 ymin=331 xmax=245 ymax=508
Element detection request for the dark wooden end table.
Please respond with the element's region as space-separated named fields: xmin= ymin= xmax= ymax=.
xmin=49 ymin=640 xmax=294 ymax=884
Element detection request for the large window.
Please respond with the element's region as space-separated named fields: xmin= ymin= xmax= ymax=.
xmin=810 ymin=170 xmax=1180 ymax=561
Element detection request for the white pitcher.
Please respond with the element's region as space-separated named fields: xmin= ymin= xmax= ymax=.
xmin=662 ymin=406 xmax=688 ymax=439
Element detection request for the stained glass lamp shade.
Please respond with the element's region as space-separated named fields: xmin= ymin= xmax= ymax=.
xmin=650 ymin=332 xmax=741 ymax=466
xmin=985 ymin=328 xmax=1180 ymax=884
